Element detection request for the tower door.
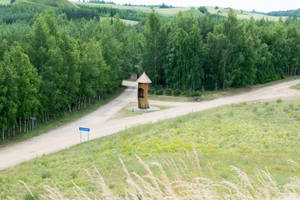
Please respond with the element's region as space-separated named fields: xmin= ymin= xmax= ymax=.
xmin=138 ymin=88 xmax=144 ymax=98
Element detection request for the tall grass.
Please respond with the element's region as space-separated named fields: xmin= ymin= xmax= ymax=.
xmin=23 ymin=150 xmax=300 ymax=200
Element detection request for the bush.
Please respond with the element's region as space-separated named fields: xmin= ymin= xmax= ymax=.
xmin=198 ymin=6 xmax=208 ymax=14
xmin=164 ymin=88 xmax=172 ymax=96
xmin=190 ymin=90 xmax=201 ymax=97
xmin=173 ymin=89 xmax=181 ymax=96
xmin=155 ymin=89 xmax=163 ymax=95
xmin=41 ymin=171 xmax=51 ymax=179
xmin=181 ymin=90 xmax=190 ymax=96
xmin=276 ymin=99 xmax=283 ymax=103
xmin=148 ymin=88 xmax=155 ymax=94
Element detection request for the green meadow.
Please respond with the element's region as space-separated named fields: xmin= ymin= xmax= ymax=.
xmin=1 ymin=100 xmax=300 ymax=199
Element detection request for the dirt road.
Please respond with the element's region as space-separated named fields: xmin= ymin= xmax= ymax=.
xmin=0 ymin=79 xmax=299 ymax=170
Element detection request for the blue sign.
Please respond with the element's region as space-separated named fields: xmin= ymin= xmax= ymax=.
xmin=79 ymin=127 xmax=90 ymax=132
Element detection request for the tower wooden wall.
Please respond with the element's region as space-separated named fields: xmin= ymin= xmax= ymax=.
xmin=138 ymin=83 xmax=150 ymax=109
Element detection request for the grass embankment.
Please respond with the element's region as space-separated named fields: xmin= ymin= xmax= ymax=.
xmin=1 ymin=100 xmax=300 ymax=199
xmin=113 ymin=102 xmax=171 ymax=119
xmin=292 ymin=83 xmax=300 ymax=90
xmin=0 ymin=87 xmax=125 ymax=147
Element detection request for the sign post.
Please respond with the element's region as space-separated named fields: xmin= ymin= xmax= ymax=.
xmin=79 ymin=127 xmax=91 ymax=143
xmin=30 ymin=117 xmax=37 ymax=130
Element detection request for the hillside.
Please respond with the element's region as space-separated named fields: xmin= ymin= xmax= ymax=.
xmin=0 ymin=0 xmax=9 ymax=5
xmin=206 ymin=6 xmax=285 ymax=20
xmin=80 ymin=2 xmax=284 ymax=21
xmin=1 ymin=100 xmax=300 ymax=198
xmin=14 ymin=0 xmax=77 ymax=8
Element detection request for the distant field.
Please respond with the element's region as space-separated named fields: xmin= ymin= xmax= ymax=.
xmin=100 ymin=17 xmax=139 ymax=25
xmin=1 ymin=100 xmax=300 ymax=199
xmin=79 ymin=3 xmax=283 ymax=21
xmin=207 ymin=6 xmax=285 ymax=21
xmin=14 ymin=0 xmax=78 ymax=8
xmin=0 ymin=0 xmax=10 ymax=5
xmin=79 ymin=2 xmax=191 ymax=16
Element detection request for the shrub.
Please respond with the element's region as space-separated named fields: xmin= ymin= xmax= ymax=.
xmin=148 ymin=88 xmax=154 ymax=94
xmin=173 ymin=89 xmax=181 ymax=96
xmin=181 ymin=90 xmax=190 ymax=96
xmin=190 ymin=90 xmax=201 ymax=97
xmin=155 ymin=89 xmax=163 ymax=95
xmin=198 ymin=6 xmax=208 ymax=14
xmin=276 ymin=99 xmax=283 ymax=103
xmin=164 ymin=88 xmax=172 ymax=96
xmin=41 ymin=171 xmax=51 ymax=179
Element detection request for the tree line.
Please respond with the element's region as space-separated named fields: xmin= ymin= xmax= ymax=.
xmin=267 ymin=9 xmax=300 ymax=18
xmin=0 ymin=3 xmax=148 ymax=24
xmin=142 ymin=10 xmax=300 ymax=91
xmin=0 ymin=10 xmax=141 ymax=140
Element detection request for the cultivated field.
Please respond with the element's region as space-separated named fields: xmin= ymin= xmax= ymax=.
xmin=1 ymin=100 xmax=300 ymax=199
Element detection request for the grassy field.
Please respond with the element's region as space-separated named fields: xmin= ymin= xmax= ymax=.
xmin=206 ymin=6 xmax=285 ymax=21
xmin=100 ymin=17 xmax=139 ymax=25
xmin=1 ymin=99 xmax=300 ymax=199
xmin=292 ymin=83 xmax=300 ymax=90
xmin=80 ymin=2 xmax=190 ymax=16
xmin=0 ymin=87 xmax=125 ymax=148
xmin=80 ymin=3 xmax=283 ymax=21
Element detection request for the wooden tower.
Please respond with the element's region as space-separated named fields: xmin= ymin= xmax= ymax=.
xmin=136 ymin=72 xmax=152 ymax=109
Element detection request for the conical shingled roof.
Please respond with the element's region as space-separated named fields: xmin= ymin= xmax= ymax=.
xmin=136 ymin=72 xmax=152 ymax=83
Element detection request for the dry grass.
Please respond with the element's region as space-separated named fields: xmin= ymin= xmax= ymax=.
xmin=23 ymin=150 xmax=300 ymax=200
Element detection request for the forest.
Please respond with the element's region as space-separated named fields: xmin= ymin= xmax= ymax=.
xmin=266 ymin=8 xmax=300 ymax=18
xmin=0 ymin=2 xmax=299 ymax=140
xmin=0 ymin=4 xmax=143 ymax=140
